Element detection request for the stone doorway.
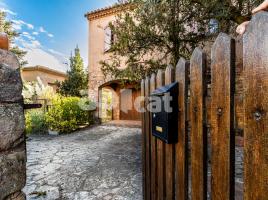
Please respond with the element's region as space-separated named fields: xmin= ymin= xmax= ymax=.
xmin=98 ymin=80 xmax=141 ymax=122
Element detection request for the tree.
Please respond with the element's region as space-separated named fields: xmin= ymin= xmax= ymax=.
xmin=101 ymin=0 xmax=262 ymax=82
xmin=0 ymin=11 xmax=27 ymax=66
xmin=192 ymin=0 xmax=262 ymax=31
xmin=58 ymin=46 xmax=88 ymax=97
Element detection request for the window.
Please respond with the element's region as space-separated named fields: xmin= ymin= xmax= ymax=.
xmin=104 ymin=26 xmax=114 ymax=52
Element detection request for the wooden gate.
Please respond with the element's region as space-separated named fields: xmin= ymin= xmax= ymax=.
xmin=141 ymin=12 xmax=268 ymax=200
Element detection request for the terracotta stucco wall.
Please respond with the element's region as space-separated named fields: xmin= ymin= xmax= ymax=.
xmin=88 ymin=14 xmax=119 ymax=103
xmin=87 ymin=9 xmax=144 ymax=121
xmin=21 ymin=70 xmax=66 ymax=86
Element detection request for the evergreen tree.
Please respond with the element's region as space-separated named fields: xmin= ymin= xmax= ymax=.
xmin=58 ymin=46 xmax=88 ymax=97
xmin=101 ymin=0 xmax=262 ymax=81
xmin=0 ymin=11 xmax=27 ymax=66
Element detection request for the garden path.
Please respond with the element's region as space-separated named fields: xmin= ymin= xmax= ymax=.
xmin=23 ymin=125 xmax=142 ymax=200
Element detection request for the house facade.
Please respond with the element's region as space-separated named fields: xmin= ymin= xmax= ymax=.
xmin=21 ymin=65 xmax=67 ymax=91
xmin=85 ymin=4 xmax=141 ymax=121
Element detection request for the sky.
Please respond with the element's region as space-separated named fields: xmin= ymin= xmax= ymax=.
xmin=0 ymin=0 xmax=117 ymax=72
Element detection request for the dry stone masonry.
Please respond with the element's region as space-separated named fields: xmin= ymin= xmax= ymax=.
xmin=0 ymin=48 xmax=26 ymax=200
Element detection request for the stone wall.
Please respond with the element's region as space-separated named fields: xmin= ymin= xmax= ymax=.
xmin=0 ymin=49 xmax=26 ymax=200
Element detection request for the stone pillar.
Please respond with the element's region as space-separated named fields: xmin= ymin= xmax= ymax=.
xmin=0 ymin=34 xmax=26 ymax=200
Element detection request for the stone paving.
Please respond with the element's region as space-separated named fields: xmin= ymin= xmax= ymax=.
xmin=23 ymin=125 xmax=143 ymax=200
xmin=23 ymin=123 xmax=244 ymax=200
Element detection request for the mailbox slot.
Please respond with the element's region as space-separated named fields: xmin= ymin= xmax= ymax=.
xmin=151 ymin=82 xmax=178 ymax=144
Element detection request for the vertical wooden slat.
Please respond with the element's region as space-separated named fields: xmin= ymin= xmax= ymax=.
xmin=141 ymin=79 xmax=146 ymax=200
xmin=234 ymin=36 xmax=244 ymax=200
xmin=235 ymin=37 xmax=244 ymax=132
xmin=190 ymin=47 xmax=207 ymax=200
xmin=145 ymin=77 xmax=151 ymax=200
xmin=150 ymin=73 xmax=157 ymax=200
xmin=165 ymin=65 xmax=176 ymax=199
xmin=243 ymin=12 xmax=268 ymax=200
xmin=156 ymin=69 xmax=165 ymax=200
xmin=175 ymin=58 xmax=190 ymax=200
xmin=210 ymin=33 xmax=235 ymax=200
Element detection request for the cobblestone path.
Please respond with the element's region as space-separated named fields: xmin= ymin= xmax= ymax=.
xmin=23 ymin=125 xmax=142 ymax=200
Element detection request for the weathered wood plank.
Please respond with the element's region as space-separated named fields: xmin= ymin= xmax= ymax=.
xmin=150 ymin=73 xmax=157 ymax=200
xmin=144 ymin=77 xmax=151 ymax=200
xmin=175 ymin=58 xmax=190 ymax=200
xmin=210 ymin=33 xmax=235 ymax=200
xmin=243 ymin=12 xmax=268 ymax=200
xmin=141 ymin=79 xmax=146 ymax=200
xmin=165 ymin=65 xmax=175 ymax=199
xmin=190 ymin=47 xmax=207 ymax=200
xmin=235 ymin=37 xmax=244 ymax=132
xmin=156 ymin=69 xmax=165 ymax=200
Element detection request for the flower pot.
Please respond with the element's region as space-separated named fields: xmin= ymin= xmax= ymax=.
xmin=0 ymin=33 xmax=9 ymax=50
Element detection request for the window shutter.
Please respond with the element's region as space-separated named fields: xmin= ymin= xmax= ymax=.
xmin=104 ymin=27 xmax=112 ymax=52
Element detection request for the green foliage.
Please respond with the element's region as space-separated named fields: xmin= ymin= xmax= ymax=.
xmin=0 ymin=11 xmax=27 ymax=66
xmin=45 ymin=96 xmax=91 ymax=133
xmin=22 ymin=78 xmax=55 ymax=101
xmin=58 ymin=46 xmax=88 ymax=97
xmin=194 ymin=0 xmax=263 ymax=26
xmin=25 ymin=110 xmax=48 ymax=135
xmin=101 ymin=0 xmax=262 ymax=81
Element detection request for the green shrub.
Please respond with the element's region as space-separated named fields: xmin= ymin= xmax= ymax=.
xmin=25 ymin=110 xmax=48 ymax=135
xmin=45 ymin=96 xmax=91 ymax=134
